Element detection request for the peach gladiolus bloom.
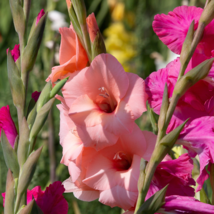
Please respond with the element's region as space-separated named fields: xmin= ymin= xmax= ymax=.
xmin=46 ymin=25 xmax=88 ymax=83
xmin=61 ymin=53 xmax=148 ymax=150
xmin=63 ymin=125 xmax=156 ymax=210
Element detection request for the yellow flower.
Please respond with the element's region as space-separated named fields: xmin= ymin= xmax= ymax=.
xmin=104 ymin=22 xmax=136 ymax=72
xmin=112 ymin=2 xmax=125 ymax=21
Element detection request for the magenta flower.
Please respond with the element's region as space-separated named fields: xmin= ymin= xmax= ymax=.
xmin=0 ymin=106 xmax=17 ymax=148
xmin=153 ymin=6 xmax=214 ymax=55
xmin=2 ymin=181 xmax=68 ymax=214
xmin=31 ymin=91 xmax=41 ymax=102
xmin=145 ymin=57 xmax=214 ymax=191
xmin=36 ymin=9 xmax=45 ymax=26
xmin=7 ymin=44 xmax=20 ymax=62
xmin=160 ymin=195 xmax=214 ymax=214
xmin=147 ymin=154 xmax=195 ymax=200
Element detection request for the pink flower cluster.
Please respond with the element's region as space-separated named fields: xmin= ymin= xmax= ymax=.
xmin=146 ymin=5 xmax=214 ymax=192
xmin=53 ymin=12 xmax=214 ymax=213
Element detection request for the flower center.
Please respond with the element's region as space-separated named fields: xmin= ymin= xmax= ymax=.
xmin=112 ymin=151 xmax=132 ymax=171
xmin=95 ymin=87 xmax=117 ymax=113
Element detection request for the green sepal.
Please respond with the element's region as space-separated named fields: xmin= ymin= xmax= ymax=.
xmin=36 ymin=82 xmax=52 ymax=112
xmin=146 ymin=101 xmax=158 ymax=135
xmin=27 ymin=103 xmax=37 ymax=130
xmin=21 ymin=13 xmax=47 ymax=76
xmin=17 ymin=200 xmax=34 ymax=214
xmin=4 ymin=170 xmax=15 ymax=214
xmin=1 ymin=130 xmax=19 ymax=178
xmin=18 ymin=117 xmax=30 ymax=167
xmin=31 ymin=201 xmax=44 ymax=214
xmin=136 ymin=185 xmax=168 ymax=214
xmin=17 ymin=147 xmax=43 ymax=200
xmin=7 ymin=51 xmax=25 ymax=108
xmin=199 ymin=0 xmax=214 ymax=26
xmin=92 ymin=31 xmax=106 ymax=60
xmin=9 ymin=0 xmax=25 ymax=39
xmin=200 ymin=187 xmax=211 ymax=204
xmin=49 ymin=77 xmax=69 ymax=99
xmin=26 ymin=98 xmax=36 ymax=118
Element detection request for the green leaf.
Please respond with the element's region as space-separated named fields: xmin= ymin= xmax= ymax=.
xmin=136 ymin=185 xmax=168 ymax=214
xmin=1 ymin=130 xmax=19 ymax=178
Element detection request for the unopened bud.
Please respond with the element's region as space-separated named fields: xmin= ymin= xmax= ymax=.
xmin=174 ymin=58 xmax=214 ymax=98
xmin=199 ymin=0 xmax=214 ymax=26
xmin=86 ymin=13 xmax=99 ymax=43
xmin=36 ymin=9 xmax=45 ymax=26
xmin=180 ymin=20 xmax=194 ymax=66
xmin=7 ymin=44 xmax=20 ymax=62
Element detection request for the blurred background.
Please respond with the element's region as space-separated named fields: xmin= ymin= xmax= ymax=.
xmin=0 ymin=0 xmax=208 ymax=213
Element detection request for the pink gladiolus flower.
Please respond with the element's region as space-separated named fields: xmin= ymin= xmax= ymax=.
xmin=31 ymin=91 xmax=41 ymax=102
xmin=86 ymin=13 xmax=99 ymax=43
xmin=145 ymin=58 xmax=214 ymax=191
xmin=63 ymin=127 xmax=156 ymax=211
xmin=60 ymin=53 xmax=148 ymax=150
xmin=152 ymin=6 xmax=214 ymax=55
xmin=46 ymin=24 xmax=88 ymax=83
xmin=2 ymin=181 xmax=68 ymax=214
xmin=0 ymin=106 xmax=17 ymax=148
xmin=36 ymin=9 xmax=45 ymax=26
xmin=125 ymin=196 xmax=214 ymax=214
xmin=160 ymin=195 xmax=214 ymax=214
xmin=147 ymin=154 xmax=195 ymax=200
xmin=7 ymin=44 xmax=20 ymax=62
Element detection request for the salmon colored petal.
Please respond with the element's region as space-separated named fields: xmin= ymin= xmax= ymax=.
xmin=142 ymin=131 xmax=157 ymax=161
xmin=123 ymin=73 xmax=148 ymax=119
xmin=99 ymin=186 xmax=138 ymax=210
xmin=63 ymin=178 xmax=99 ymax=201
xmin=68 ymin=161 xmax=81 ymax=182
xmin=58 ymin=27 xmax=77 ymax=64
xmin=76 ymin=124 xmax=119 ymax=150
xmin=86 ymin=13 xmax=99 ymax=43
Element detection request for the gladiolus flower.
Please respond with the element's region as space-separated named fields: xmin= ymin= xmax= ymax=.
xmin=36 ymin=9 xmax=45 ymax=26
xmin=147 ymin=154 xmax=195 ymax=200
xmin=0 ymin=106 xmax=17 ymax=148
xmin=145 ymin=57 xmax=214 ymax=191
xmin=60 ymin=53 xmax=148 ymax=150
xmin=2 ymin=181 xmax=68 ymax=214
xmin=86 ymin=13 xmax=99 ymax=43
xmin=46 ymin=24 xmax=88 ymax=83
xmin=31 ymin=91 xmax=41 ymax=102
xmin=7 ymin=44 xmax=20 ymax=62
xmin=63 ymin=126 xmax=156 ymax=211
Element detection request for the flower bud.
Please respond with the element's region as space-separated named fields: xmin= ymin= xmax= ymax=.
xmin=86 ymin=13 xmax=99 ymax=43
xmin=199 ymin=0 xmax=214 ymax=26
xmin=7 ymin=44 xmax=20 ymax=62
xmin=31 ymin=91 xmax=41 ymax=103
xmin=36 ymin=9 xmax=45 ymax=26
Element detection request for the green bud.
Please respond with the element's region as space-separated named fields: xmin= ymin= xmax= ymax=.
xmin=158 ymin=84 xmax=169 ymax=131
xmin=180 ymin=20 xmax=194 ymax=66
xmin=27 ymin=103 xmax=37 ymax=130
xmin=67 ymin=3 xmax=83 ymax=41
xmin=1 ymin=130 xmax=19 ymax=178
xmin=4 ymin=170 xmax=15 ymax=214
xmin=17 ymin=147 xmax=42 ymax=198
xmin=146 ymin=102 xmax=158 ymax=135
xmin=21 ymin=13 xmax=47 ymax=77
xmin=17 ymin=200 xmax=35 ymax=214
xmin=136 ymin=185 xmax=168 ymax=214
xmin=173 ymin=58 xmax=214 ymax=98
xmin=9 ymin=0 xmax=25 ymax=40
xmin=7 ymin=51 xmax=25 ymax=108
xmin=29 ymin=98 xmax=55 ymax=151
xmin=36 ymin=82 xmax=52 ymax=112
xmin=23 ymin=0 xmax=31 ymax=24
xmin=18 ymin=117 xmax=30 ymax=167
xmin=199 ymin=0 xmax=214 ymax=26
xmin=92 ymin=31 xmax=106 ymax=59
xmin=49 ymin=77 xmax=69 ymax=99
